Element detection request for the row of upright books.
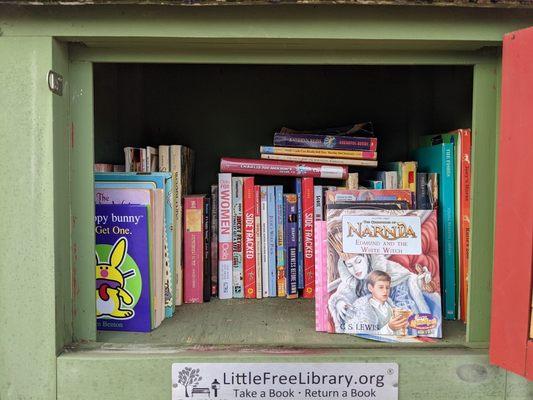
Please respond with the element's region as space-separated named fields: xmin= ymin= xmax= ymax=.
xmin=94 ymin=145 xmax=194 ymax=332
xmin=92 ymin=122 xmax=471 ymax=339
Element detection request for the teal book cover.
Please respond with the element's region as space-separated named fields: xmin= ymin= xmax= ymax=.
xmin=95 ymin=172 xmax=175 ymax=319
xmin=413 ymin=144 xmax=456 ymax=320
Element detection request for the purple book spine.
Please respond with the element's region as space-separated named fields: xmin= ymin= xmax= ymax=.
xmin=273 ymin=133 xmax=377 ymax=151
xmin=284 ymin=194 xmax=299 ymax=299
xmin=95 ymin=204 xmax=151 ymax=332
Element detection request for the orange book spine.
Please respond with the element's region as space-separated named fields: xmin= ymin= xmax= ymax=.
xmin=460 ymin=129 xmax=472 ymax=322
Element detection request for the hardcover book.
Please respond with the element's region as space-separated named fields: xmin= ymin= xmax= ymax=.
xmin=422 ymin=129 xmax=471 ymax=321
xmin=95 ymin=204 xmax=152 ymax=332
xmin=414 ymin=143 xmax=456 ymax=319
xmin=326 ymin=208 xmax=442 ymax=339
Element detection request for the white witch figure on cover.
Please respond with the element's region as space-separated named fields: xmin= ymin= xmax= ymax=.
xmin=328 ymin=253 xmax=435 ymax=335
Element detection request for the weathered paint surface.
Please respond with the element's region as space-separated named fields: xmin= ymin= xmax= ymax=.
xmin=491 ymin=27 xmax=533 ymax=379
xmin=0 ymin=36 xmax=58 ymax=400
xmin=57 ymin=348 xmax=510 ymax=400
xmin=70 ymin=61 xmax=97 ymax=343
xmin=2 ymin=0 xmax=533 ymax=9
xmin=0 ymin=4 xmax=532 ymax=399
xmin=1 ymin=5 xmax=533 ymax=43
xmin=467 ymin=60 xmax=500 ymax=343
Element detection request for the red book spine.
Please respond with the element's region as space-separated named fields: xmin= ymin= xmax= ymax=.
xmin=220 ymin=157 xmax=348 ymax=179
xmin=460 ymin=129 xmax=472 ymax=322
xmin=302 ymin=177 xmax=315 ymax=298
xmin=243 ymin=177 xmax=256 ymax=298
xmin=184 ymin=196 xmax=205 ymax=304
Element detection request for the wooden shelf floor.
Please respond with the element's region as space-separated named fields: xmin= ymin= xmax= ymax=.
xmin=96 ymin=298 xmax=468 ymax=349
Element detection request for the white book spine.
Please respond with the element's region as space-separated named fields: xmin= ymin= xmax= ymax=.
xmin=314 ymin=185 xmax=323 ymax=221
xmin=158 ymin=145 xmax=170 ymax=172
xmin=260 ymin=186 xmax=269 ymax=298
xmin=218 ymin=173 xmax=233 ymax=299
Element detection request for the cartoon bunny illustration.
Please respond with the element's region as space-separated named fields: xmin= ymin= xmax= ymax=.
xmin=95 ymin=237 xmax=136 ymax=319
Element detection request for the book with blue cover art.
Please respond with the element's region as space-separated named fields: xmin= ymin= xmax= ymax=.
xmin=267 ymin=186 xmax=278 ymax=298
xmin=414 ymin=143 xmax=456 ymax=319
xmin=95 ymin=172 xmax=175 ymax=318
xmin=95 ymin=204 xmax=152 ymax=332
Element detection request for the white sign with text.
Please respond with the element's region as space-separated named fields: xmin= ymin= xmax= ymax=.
xmin=171 ymin=363 xmax=398 ymax=400
xmin=342 ymin=215 xmax=422 ymax=255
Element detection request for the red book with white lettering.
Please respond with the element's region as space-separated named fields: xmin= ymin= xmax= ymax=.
xmin=242 ymin=177 xmax=256 ymax=298
xmin=218 ymin=173 xmax=233 ymax=299
xmin=302 ymin=177 xmax=315 ymax=298
xmin=220 ymin=157 xmax=348 ymax=180
xmin=184 ymin=195 xmax=206 ymax=304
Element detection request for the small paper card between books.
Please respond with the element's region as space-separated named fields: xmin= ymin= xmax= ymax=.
xmin=326 ymin=208 xmax=442 ymax=340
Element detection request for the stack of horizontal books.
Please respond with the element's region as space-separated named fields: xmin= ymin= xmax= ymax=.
xmin=260 ymin=122 xmax=378 ymax=167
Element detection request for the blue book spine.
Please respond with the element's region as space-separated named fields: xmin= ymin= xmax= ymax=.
xmin=414 ymin=144 xmax=456 ymax=319
xmin=441 ymin=144 xmax=456 ymax=319
xmin=274 ymin=186 xmax=285 ymax=297
xmin=295 ymin=178 xmax=304 ymax=289
xmin=95 ymin=204 xmax=152 ymax=332
xmin=267 ymin=186 xmax=277 ymax=297
xmin=284 ymin=195 xmax=298 ymax=298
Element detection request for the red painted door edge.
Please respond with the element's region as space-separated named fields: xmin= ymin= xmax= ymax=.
xmin=489 ymin=26 xmax=533 ymax=380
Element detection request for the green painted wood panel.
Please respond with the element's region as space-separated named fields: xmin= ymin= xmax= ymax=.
xmin=1 ymin=5 xmax=533 ymax=43
xmin=70 ymin=61 xmax=97 ymax=343
xmin=0 ymin=36 xmax=57 ymax=400
xmin=57 ymin=348 xmax=508 ymax=400
xmin=467 ymin=60 xmax=500 ymax=343
xmin=52 ymin=38 xmax=74 ymax=355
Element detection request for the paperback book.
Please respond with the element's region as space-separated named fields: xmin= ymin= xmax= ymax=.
xmin=95 ymin=204 xmax=152 ymax=332
xmin=326 ymin=208 xmax=442 ymax=339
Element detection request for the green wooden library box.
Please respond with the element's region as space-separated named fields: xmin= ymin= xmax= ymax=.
xmin=1 ymin=2 xmax=532 ymax=399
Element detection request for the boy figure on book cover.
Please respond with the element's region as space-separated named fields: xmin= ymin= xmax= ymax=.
xmin=343 ymin=270 xmax=409 ymax=335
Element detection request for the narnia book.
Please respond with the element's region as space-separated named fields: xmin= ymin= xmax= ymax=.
xmin=326 ymin=208 xmax=442 ymax=339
